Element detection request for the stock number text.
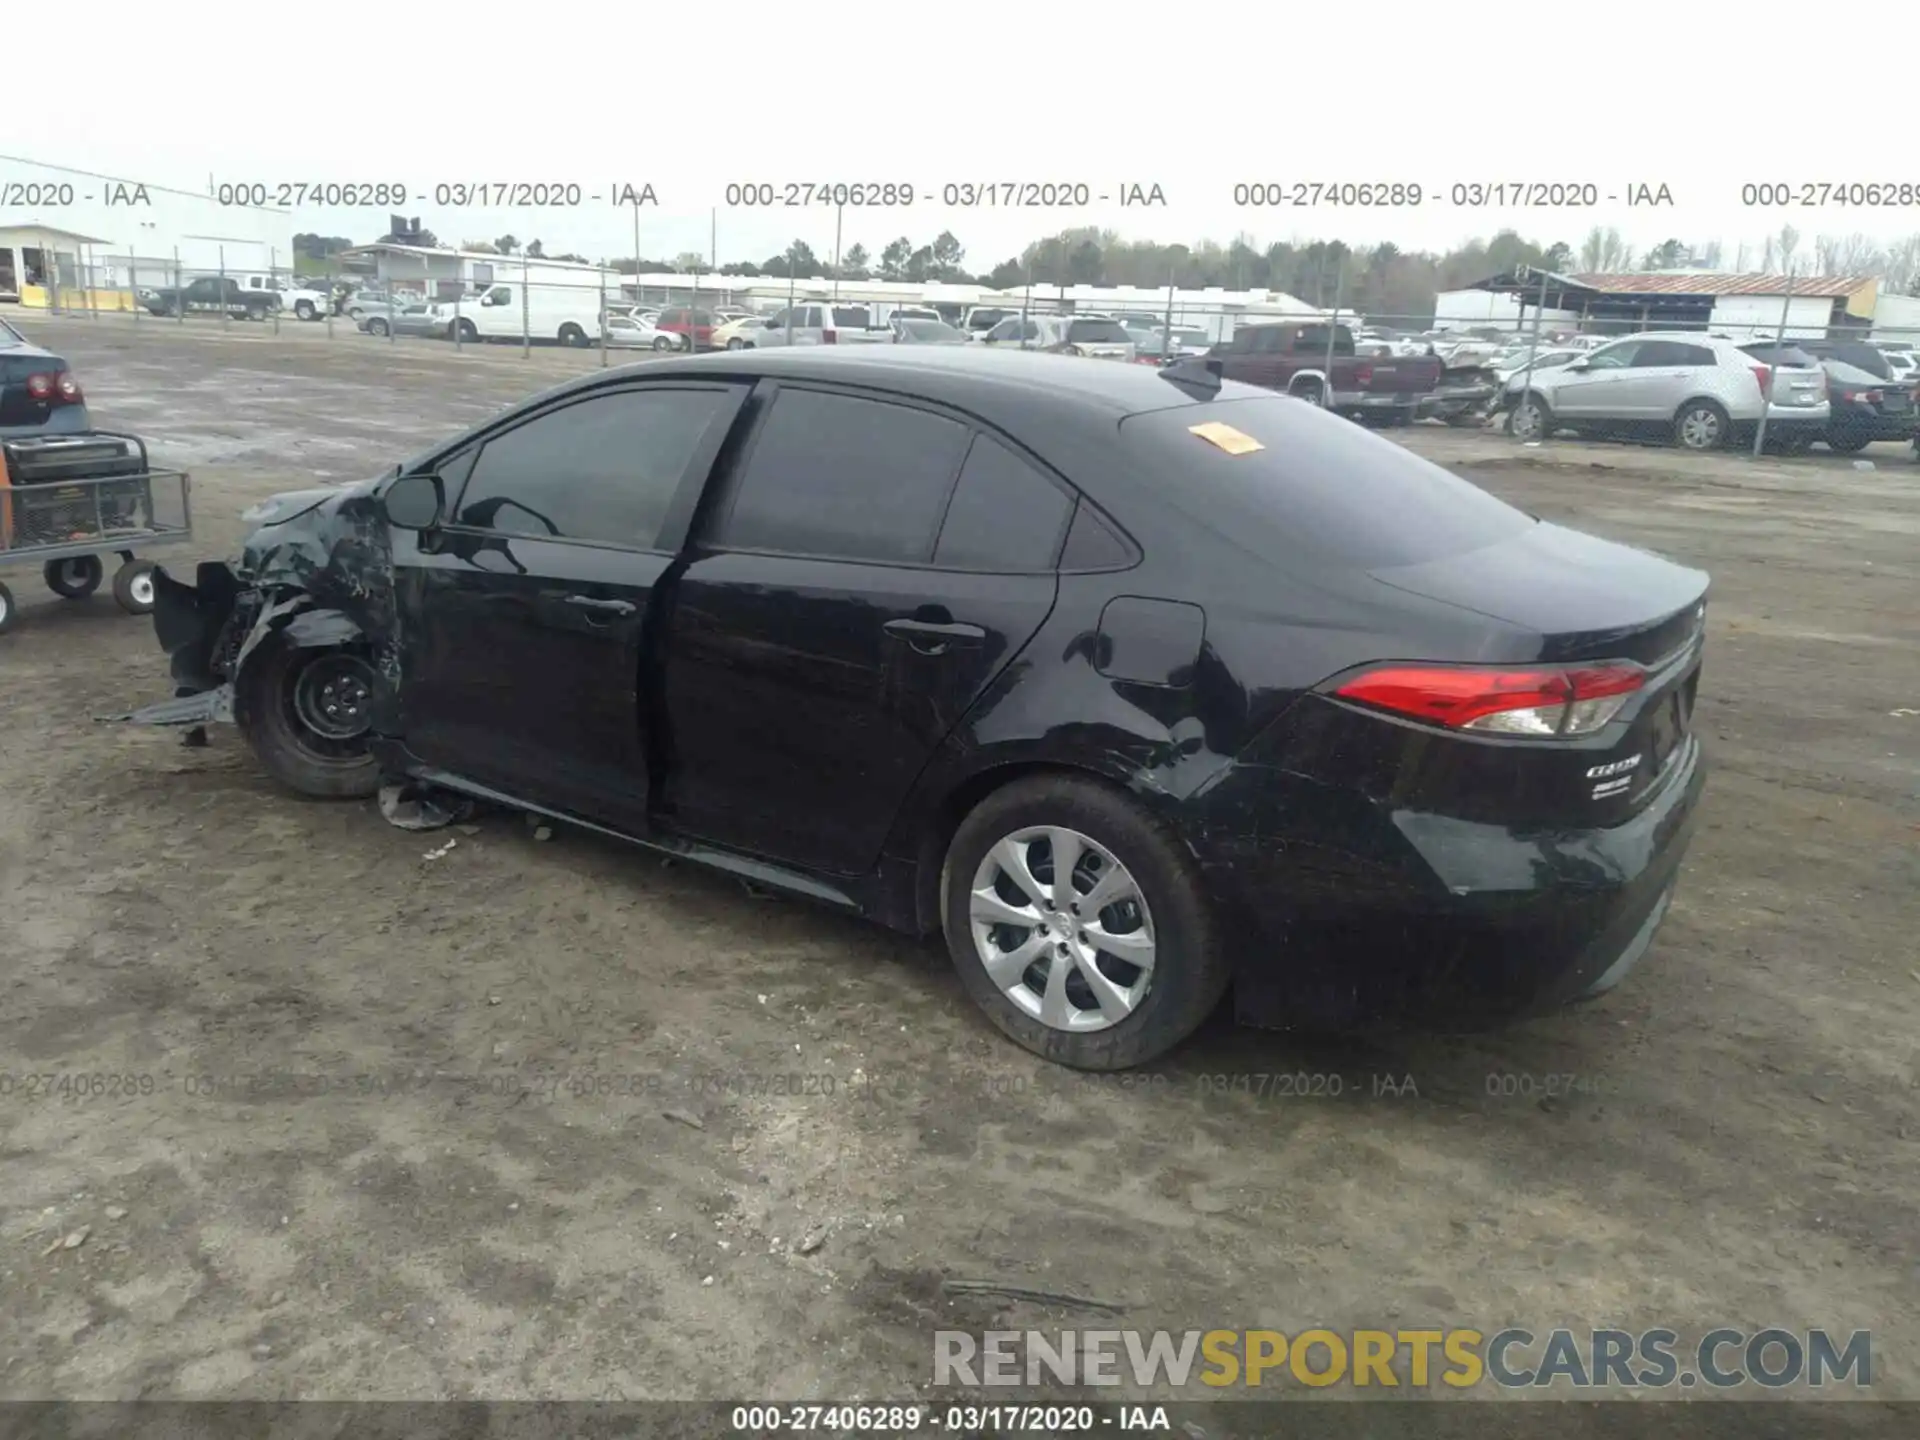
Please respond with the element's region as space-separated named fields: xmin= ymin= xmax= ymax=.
xmin=724 ymin=182 xmax=914 ymax=208
xmin=1741 ymin=181 xmax=1919 ymax=208
xmin=1233 ymin=181 xmax=1422 ymax=208
xmin=216 ymin=182 xmax=408 ymax=208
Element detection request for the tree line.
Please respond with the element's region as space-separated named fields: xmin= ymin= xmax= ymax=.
xmin=299 ymin=222 xmax=1920 ymax=322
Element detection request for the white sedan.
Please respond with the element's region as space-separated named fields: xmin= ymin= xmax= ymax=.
xmin=603 ymin=315 xmax=685 ymax=351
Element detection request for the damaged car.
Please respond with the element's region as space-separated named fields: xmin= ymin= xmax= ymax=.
xmin=123 ymin=347 xmax=1709 ymax=1070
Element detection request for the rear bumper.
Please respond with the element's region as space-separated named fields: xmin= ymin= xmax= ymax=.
xmin=1333 ymin=390 xmax=1430 ymax=411
xmin=1831 ymin=408 xmax=1919 ymax=440
xmin=1192 ymin=735 xmax=1707 ymax=1030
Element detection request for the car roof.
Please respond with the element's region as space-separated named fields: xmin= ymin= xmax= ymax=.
xmin=584 ymin=344 xmax=1260 ymax=416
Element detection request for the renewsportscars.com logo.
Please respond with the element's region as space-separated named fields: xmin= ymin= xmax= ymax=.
xmin=933 ymin=1327 xmax=1873 ymax=1391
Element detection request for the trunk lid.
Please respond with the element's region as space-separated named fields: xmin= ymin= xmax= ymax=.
xmin=1371 ymin=521 xmax=1707 ymax=666
xmin=1368 ymin=521 xmax=1708 ymax=820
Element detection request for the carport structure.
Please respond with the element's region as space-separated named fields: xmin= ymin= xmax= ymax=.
xmin=1472 ymin=267 xmax=1877 ymax=339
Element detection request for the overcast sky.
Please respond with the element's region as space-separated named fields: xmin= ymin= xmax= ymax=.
xmin=12 ymin=2 xmax=1920 ymax=273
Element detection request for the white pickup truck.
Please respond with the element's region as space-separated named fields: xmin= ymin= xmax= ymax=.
xmin=741 ymin=303 xmax=895 ymax=348
xmin=237 ymin=273 xmax=331 ymax=321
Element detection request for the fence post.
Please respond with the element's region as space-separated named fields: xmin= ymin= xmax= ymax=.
xmin=599 ymin=266 xmax=608 ymax=368
xmin=453 ymin=276 xmax=463 ymax=351
xmin=173 ymin=248 xmax=183 ymax=325
xmin=131 ymin=249 xmax=139 ymax=323
xmin=325 ymin=255 xmax=335 ymax=340
xmin=521 ymin=253 xmax=530 ymax=359
xmin=1752 ymin=268 xmax=1796 ymax=459
xmin=219 ymin=246 xmax=230 ymax=329
xmin=270 ymin=246 xmax=281 ymax=334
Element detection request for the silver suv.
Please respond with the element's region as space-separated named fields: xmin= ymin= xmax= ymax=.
xmin=1507 ymin=332 xmax=1829 ymax=451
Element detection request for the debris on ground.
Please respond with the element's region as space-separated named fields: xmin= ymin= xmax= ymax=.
xmin=661 ymin=1109 xmax=706 ymax=1131
xmin=423 ymin=838 xmax=457 ymax=861
xmin=379 ymin=781 xmax=474 ymax=832
xmin=42 ymin=1227 xmax=91 ymax=1257
xmin=103 ymin=1205 xmax=127 ymax=1220
xmin=533 ymin=825 xmax=554 ymax=842
xmin=798 ymin=1227 xmax=828 ymax=1255
xmin=940 ymin=1278 xmax=1124 ymax=1314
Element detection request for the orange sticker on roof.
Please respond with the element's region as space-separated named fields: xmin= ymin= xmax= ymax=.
xmin=1187 ymin=421 xmax=1264 ymax=455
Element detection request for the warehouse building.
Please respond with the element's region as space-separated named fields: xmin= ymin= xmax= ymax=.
xmin=0 ymin=156 xmax=296 ymax=309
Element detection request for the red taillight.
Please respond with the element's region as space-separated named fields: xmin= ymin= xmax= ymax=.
xmin=23 ymin=370 xmax=82 ymax=405
xmin=1332 ymin=661 xmax=1647 ymax=737
xmin=1861 ymin=389 xmax=1883 ymax=405
xmin=821 ymin=328 xmax=837 ymax=344
xmin=1750 ymin=365 xmax=1772 ymax=400
xmin=1353 ymin=363 xmax=1373 ymax=385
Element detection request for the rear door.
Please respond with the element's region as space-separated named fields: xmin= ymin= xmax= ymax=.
xmin=1620 ymin=339 xmax=1713 ymax=419
xmin=660 ymin=383 xmax=1067 ymax=874
xmin=393 ymin=381 xmax=748 ymax=832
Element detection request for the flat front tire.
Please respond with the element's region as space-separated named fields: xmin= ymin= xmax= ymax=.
xmin=941 ymin=774 xmax=1229 ymax=1071
xmin=234 ymin=639 xmax=382 ymax=800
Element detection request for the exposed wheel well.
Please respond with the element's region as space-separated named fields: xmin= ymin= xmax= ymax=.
xmin=909 ymin=760 xmax=1139 ymax=935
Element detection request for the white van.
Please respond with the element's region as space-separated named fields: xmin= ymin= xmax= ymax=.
xmin=439 ymin=282 xmax=602 ymax=347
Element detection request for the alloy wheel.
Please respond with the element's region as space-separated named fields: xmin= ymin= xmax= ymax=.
xmin=1511 ymin=400 xmax=1544 ymax=441
xmin=968 ymin=825 xmax=1157 ymax=1033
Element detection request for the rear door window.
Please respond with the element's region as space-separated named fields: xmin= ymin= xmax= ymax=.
xmin=1119 ymin=396 xmax=1534 ymax=569
xmin=1066 ymin=319 xmax=1131 ymax=345
xmin=932 ymin=434 xmax=1073 ymax=571
xmin=711 ymin=389 xmax=971 ymax=563
xmin=832 ymin=306 xmax=870 ymax=327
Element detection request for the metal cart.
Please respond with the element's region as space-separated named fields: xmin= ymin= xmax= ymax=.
xmin=0 ymin=431 xmax=192 ymax=636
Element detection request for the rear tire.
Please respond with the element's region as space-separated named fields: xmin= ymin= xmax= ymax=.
xmin=294 ymin=300 xmax=316 ymax=321
xmin=1673 ymin=399 xmax=1731 ymax=451
xmin=234 ymin=638 xmax=382 ymax=800
xmin=368 ymin=317 xmax=389 ymax=337
xmin=112 ymin=560 xmax=158 ymax=614
xmin=45 ymin=555 xmax=104 ymax=599
xmin=941 ymin=774 xmax=1230 ymax=1071
xmin=0 ymin=581 xmax=16 ymax=635
xmin=559 ymin=323 xmax=589 ymax=347
xmin=654 ymin=335 xmax=674 ymax=351
xmin=1826 ymin=430 xmax=1872 ymax=454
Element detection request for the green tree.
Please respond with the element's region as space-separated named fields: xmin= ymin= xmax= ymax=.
xmin=879 ymin=237 xmax=912 ymax=279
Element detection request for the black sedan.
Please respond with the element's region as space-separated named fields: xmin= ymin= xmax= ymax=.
xmin=123 ymin=348 xmax=1709 ymax=1070
xmin=1818 ymin=359 xmax=1919 ymax=453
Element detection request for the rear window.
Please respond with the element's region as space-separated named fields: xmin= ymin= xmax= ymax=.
xmin=1741 ymin=343 xmax=1819 ymax=368
xmin=1067 ymin=319 xmax=1131 ymax=344
xmin=1119 ymin=396 xmax=1535 ymax=569
xmin=831 ymin=306 xmax=871 ymax=327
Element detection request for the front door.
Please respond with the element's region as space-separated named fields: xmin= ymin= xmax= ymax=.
xmin=392 ymin=381 xmax=747 ymax=831
xmin=661 ymin=385 xmax=1067 ymax=875
xmin=1550 ymin=339 xmax=1642 ymax=418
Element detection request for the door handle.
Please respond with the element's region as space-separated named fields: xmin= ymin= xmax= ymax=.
xmin=564 ymin=595 xmax=636 ymax=616
xmin=885 ymin=618 xmax=986 ymax=642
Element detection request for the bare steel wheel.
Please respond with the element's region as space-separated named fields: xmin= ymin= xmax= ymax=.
xmin=970 ymin=825 xmax=1156 ymax=1032
xmin=943 ymin=775 xmax=1229 ymax=1069
xmin=233 ymin=639 xmax=381 ymax=799
xmin=292 ymin=652 xmax=376 ymax=742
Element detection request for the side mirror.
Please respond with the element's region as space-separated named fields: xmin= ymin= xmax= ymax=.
xmin=1565 ymin=359 xmax=1590 ymax=371
xmin=383 ymin=472 xmax=444 ymax=531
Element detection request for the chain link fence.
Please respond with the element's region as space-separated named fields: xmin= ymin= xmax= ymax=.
xmin=16 ymin=277 xmax=1920 ymax=459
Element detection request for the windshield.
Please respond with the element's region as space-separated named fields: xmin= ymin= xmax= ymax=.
xmin=1120 ymin=395 xmax=1535 ymax=569
xmin=900 ymin=321 xmax=965 ymax=342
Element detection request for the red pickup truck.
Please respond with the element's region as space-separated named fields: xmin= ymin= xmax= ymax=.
xmin=1207 ymin=322 xmax=1446 ymax=422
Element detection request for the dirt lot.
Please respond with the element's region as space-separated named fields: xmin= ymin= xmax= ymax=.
xmin=2 ymin=316 xmax=1917 ymax=1405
